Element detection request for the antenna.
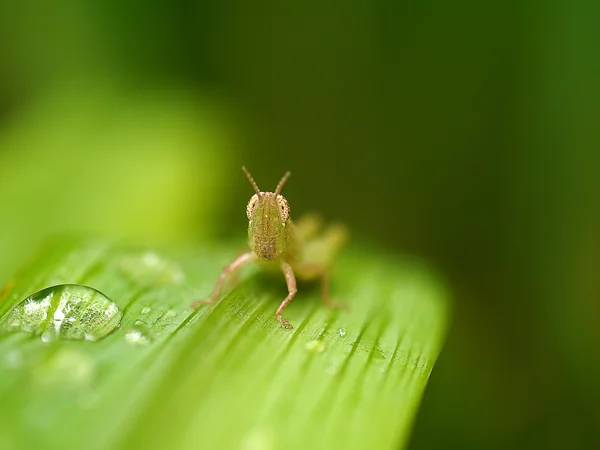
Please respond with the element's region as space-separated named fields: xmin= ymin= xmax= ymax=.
xmin=275 ymin=171 xmax=291 ymax=196
xmin=242 ymin=166 xmax=261 ymax=195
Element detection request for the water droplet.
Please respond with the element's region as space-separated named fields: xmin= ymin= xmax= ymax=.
xmin=125 ymin=320 xmax=152 ymax=346
xmin=118 ymin=251 xmax=184 ymax=286
xmin=2 ymin=285 xmax=121 ymax=342
xmin=325 ymin=362 xmax=340 ymax=375
xmin=125 ymin=329 xmax=151 ymax=346
xmin=337 ymin=327 xmax=347 ymax=337
xmin=140 ymin=306 xmax=151 ymax=315
xmin=305 ymin=339 xmax=326 ymax=354
xmin=163 ymin=309 xmax=177 ymax=319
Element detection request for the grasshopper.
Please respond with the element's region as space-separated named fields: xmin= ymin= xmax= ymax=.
xmin=192 ymin=167 xmax=347 ymax=329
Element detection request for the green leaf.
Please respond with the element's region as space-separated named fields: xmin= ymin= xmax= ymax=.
xmin=0 ymin=237 xmax=449 ymax=450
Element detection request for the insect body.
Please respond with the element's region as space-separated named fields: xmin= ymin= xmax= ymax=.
xmin=191 ymin=167 xmax=347 ymax=329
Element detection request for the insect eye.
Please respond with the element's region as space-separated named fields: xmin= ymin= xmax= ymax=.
xmin=276 ymin=195 xmax=290 ymax=221
xmin=246 ymin=194 xmax=259 ymax=219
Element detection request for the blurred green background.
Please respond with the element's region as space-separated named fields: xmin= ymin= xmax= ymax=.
xmin=0 ymin=1 xmax=598 ymax=449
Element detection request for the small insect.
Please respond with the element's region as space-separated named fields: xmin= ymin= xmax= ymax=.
xmin=191 ymin=166 xmax=347 ymax=329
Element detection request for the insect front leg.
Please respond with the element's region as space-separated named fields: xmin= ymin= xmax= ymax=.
xmin=276 ymin=260 xmax=298 ymax=329
xmin=191 ymin=252 xmax=257 ymax=309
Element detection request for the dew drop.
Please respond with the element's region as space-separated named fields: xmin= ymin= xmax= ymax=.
xmin=337 ymin=327 xmax=347 ymax=337
xmin=140 ymin=306 xmax=151 ymax=315
xmin=163 ymin=309 xmax=177 ymax=319
xmin=305 ymin=339 xmax=326 ymax=354
xmin=125 ymin=329 xmax=151 ymax=346
xmin=2 ymin=285 xmax=121 ymax=342
xmin=41 ymin=331 xmax=54 ymax=343
xmin=325 ymin=362 xmax=340 ymax=375
xmin=124 ymin=320 xmax=152 ymax=346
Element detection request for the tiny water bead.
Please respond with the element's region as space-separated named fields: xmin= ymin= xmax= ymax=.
xmin=2 ymin=284 xmax=122 ymax=342
xmin=124 ymin=320 xmax=152 ymax=346
xmin=163 ymin=309 xmax=177 ymax=319
xmin=124 ymin=329 xmax=151 ymax=346
xmin=337 ymin=327 xmax=347 ymax=337
xmin=305 ymin=339 xmax=326 ymax=354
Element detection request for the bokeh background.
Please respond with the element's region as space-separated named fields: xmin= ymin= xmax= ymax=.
xmin=0 ymin=1 xmax=598 ymax=449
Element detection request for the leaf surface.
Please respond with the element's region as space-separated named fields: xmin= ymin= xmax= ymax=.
xmin=0 ymin=238 xmax=449 ymax=450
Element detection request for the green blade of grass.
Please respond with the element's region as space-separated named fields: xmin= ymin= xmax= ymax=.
xmin=0 ymin=237 xmax=449 ymax=450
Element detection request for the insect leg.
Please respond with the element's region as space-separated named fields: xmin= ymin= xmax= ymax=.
xmin=276 ymin=260 xmax=297 ymax=329
xmin=191 ymin=252 xmax=257 ymax=309
xmin=293 ymin=213 xmax=323 ymax=242
xmin=296 ymin=262 xmax=349 ymax=311
xmin=227 ymin=249 xmax=249 ymax=287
